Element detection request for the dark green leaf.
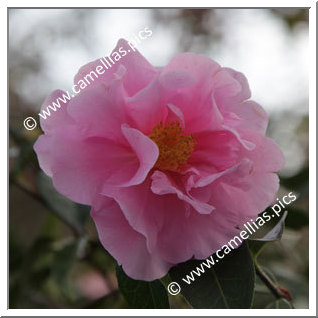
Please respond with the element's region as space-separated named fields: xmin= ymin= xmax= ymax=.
xmin=248 ymin=211 xmax=288 ymax=259
xmin=251 ymin=289 xmax=276 ymax=309
xmin=284 ymin=207 xmax=308 ymax=229
xmin=266 ymin=299 xmax=292 ymax=309
xmin=37 ymin=172 xmax=89 ymax=235
xmin=9 ymin=126 xmax=38 ymax=176
xmin=169 ymin=242 xmax=255 ymax=308
xmin=51 ymin=242 xmax=77 ymax=298
xmin=84 ymin=291 xmax=128 ymax=309
xmin=280 ymin=167 xmax=308 ymax=195
xmin=86 ymin=241 xmax=115 ymax=274
xmin=116 ymin=265 xmax=170 ymax=309
xmin=9 ymin=237 xmax=54 ymax=308
xmin=251 ymin=211 xmax=288 ymax=242
xmin=247 ymin=240 xmax=268 ymax=259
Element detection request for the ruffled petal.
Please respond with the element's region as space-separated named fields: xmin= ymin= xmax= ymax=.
xmin=33 ymin=135 xmax=53 ymax=177
xmin=47 ymin=126 xmax=156 ymax=205
xmin=223 ymin=100 xmax=269 ymax=135
xmin=159 ymin=53 xmax=224 ymax=134
xmin=208 ymin=172 xmax=280 ymax=221
xmin=39 ymin=89 xmax=74 ymax=133
xmin=125 ymin=70 xmax=195 ymax=134
xmin=238 ymin=131 xmax=285 ymax=173
xmin=91 ymin=196 xmax=172 ymax=281
xmin=120 ymin=125 xmax=159 ymax=187
xmin=125 ymin=78 xmax=164 ymax=134
xmin=67 ymin=78 xmax=127 ymax=141
xmin=221 ymin=67 xmax=251 ymax=103
xmin=151 ymin=171 xmax=215 ymax=214
xmin=101 ymin=178 xmax=166 ymax=252
xmin=189 ymin=130 xmax=241 ymax=172
xmin=74 ymin=39 xmax=158 ymax=96
xmin=155 ymin=204 xmax=242 ymax=263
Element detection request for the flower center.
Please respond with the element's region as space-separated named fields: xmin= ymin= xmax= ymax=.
xmin=149 ymin=121 xmax=196 ymax=172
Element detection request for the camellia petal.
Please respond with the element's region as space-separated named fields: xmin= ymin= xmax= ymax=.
xmin=34 ymin=39 xmax=285 ymax=281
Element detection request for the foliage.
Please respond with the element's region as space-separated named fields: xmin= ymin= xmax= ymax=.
xmin=9 ymin=7 xmax=309 ymax=305
xmin=9 ymin=123 xmax=308 ymax=309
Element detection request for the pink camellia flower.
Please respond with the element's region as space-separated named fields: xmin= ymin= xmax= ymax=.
xmin=34 ymin=39 xmax=284 ymax=281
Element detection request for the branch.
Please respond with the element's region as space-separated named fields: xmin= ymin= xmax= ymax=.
xmin=255 ymin=262 xmax=294 ymax=308
xmin=10 ymin=178 xmax=80 ymax=237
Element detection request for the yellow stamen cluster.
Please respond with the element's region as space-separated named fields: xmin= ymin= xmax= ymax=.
xmin=149 ymin=121 xmax=196 ymax=172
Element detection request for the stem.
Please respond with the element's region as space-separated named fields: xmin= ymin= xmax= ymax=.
xmin=10 ymin=178 xmax=81 ymax=237
xmin=11 ymin=178 xmax=44 ymax=203
xmin=255 ymin=262 xmax=294 ymax=308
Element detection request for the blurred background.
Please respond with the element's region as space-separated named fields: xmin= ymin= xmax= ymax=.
xmin=9 ymin=8 xmax=309 ymax=309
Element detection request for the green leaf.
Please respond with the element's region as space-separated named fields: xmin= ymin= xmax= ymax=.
xmin=9 ymin=237 xmax=54 ymax=308
xmin=247 ymin=240 xmax=268 ymax=259
xmin=284 ymin=207 xmax=308 ymax=230
xmin=116 ymin=265 xmax=170 ymax=309
xmin=251 ymin=288 xmax=276 ymax=309
xmin=169 ymin=242 xmax=255 ymax=308
xmin=280 ymin=167 xmax=308 ymax=195
xmin=248 ymin=211 xmax=288 ymax=260
xmin=37 ymin=172 xmax=89 ymax=235
xmin=84 ymin=291 xmax=129 ymax=309
xmin=251 ymin=211 xmax=288 ymax=242
xmin=51 ymin=242 xmax=77 ymax=298
xmin=266 ymin=299 xmax=292 ymax=309
xmin=9 ymin=126 xmax=38 ymax=176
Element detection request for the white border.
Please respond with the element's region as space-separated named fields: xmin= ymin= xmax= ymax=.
xmin=2 ymin=0 xmax=316 ymax=8
xmin=308 ymin=0 xmax=316 ymax=314
xmin=3 ymin=0 xmax=316 ymax=316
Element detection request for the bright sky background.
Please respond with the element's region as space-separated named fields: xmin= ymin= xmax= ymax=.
xmin=9 ymin=8 xmax=309 ymax=175
xmin=9 ymin=9 xmax=308 ymax=113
